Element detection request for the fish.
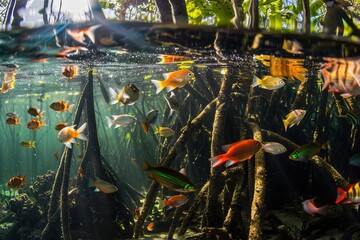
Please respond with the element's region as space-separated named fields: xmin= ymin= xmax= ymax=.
xmin=147 ymin=222 xmax=154 ymax=232
xmin=61 ymin=65 xmax=79 ymax=79
xmin=27 ymin=118 xmax=46 ymax=130
xmin=27 ymin=107 xmax=44 ymax=118
xmin=282 ymin=109 xmax=306 ymax=131
xmin=21 ymin=141 xmax=36 ymax=149
xmin=1 ymin=80 xmax=15 ymax=94
xmin=336 ymin=182 xmax=360 ymax=204
xmin=154 ymin=127 xmax=175 ymax=137
xmin=158 ymin=54 xmax=192 ymax=64
xmin=160 ymin=195 xmax=188 ymax=209
xmin=6 ymin=112 xmax=17 ymax=118
xmin=349 ymin=152 xmax=360 ymax=167
xmin=66 ymin=24 xmax=101 ymax=45
xmin=151 ymin=69 xmax=194 ymax=94
xmin=141 ymin=109 xmax=159 ymax=133
xmin=289 ymin=142 xmax=321 ymax=161
xmin=164 ymin=92 xmax=179 ymax=115
xmin=134 ymin=208 xmax=140 ymax=220
xmin=142 ymin=161 xmax=196 ymax=193
xmin=108 ymin=83 xmax=140 ymax=106
xmin=88 ymin=176 xmax=118 ymax=193
xmin=56 ymin=46 xmax=88 ymax=58
xmin=146 ymin=220 xmax=172 ymax=233
xmin=6 ymin=117 xmax=21 ymax=125
xmin=7 ymin=176 xmax=26 ymax=189
xmin=50 ymin=101 xmax=74 ymax=112
xmin=302 ymin=198 xmax=329 ymax=216
xmin=209 ymin=139 xmax=262 ymax=168
xmin=282 ymin=39 xmax=303 ymax=54
xmin=54 ymin=122 xmax=68 ymax=131
xmin=106 ymin=114 xmax=137 ymax=128
xmin=262 ymin=142 xmax=287 ymax=155
xmin=252 ymin=75 xmax=286 ymax=90
xmin=58 ymin=123 xmax=87 ymax=148
xmin=54 ymin=149 xmax=60 ymax=161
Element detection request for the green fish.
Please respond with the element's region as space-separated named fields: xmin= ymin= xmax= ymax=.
xmin=142 ymin=161 xmax=196 ymax=193
xmin=289 ymin=142 xmax=321 ymax=161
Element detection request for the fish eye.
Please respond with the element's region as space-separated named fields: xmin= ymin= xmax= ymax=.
xmin=188 ymin=73 xmax=193 ymax=77
xmin=291 ymin=154 xmax=298 ymax=159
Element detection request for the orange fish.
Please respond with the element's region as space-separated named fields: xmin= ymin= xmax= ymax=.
xmin=66 ymin=24 xmax=100 ymax=45
xmin=61 ymin=65 xmax=79 ymax=79
xmin=160 ymin=195 xmax=188 ymax=209
xmin=50 ymin=101 xmax=74 ymax=112
xmin=28 ymin=107 xmax=44 ymax=117
xmin=6 ymin=116 xmax=21 ymax=125
xmin=209 ymin=139 xmax=262 ymax=168
xmin=158 ymin=54 xmax=192 ymax=64
xmin=147 ymin=222 xmax=154 ymax=232
xmin=1 ymin=80 xmax=15 ymax=94
xmin=27 ymin=118 xmax=46 ymax=130
xmin=58 ymin=123 xmax=87 ymax=148
xmin=151 ymin=69 xmax=194 ymax=94
xmin=54 ymin=122 xmax=68 ymax=131
xmin=7 ymin=176 xmax=26 ymax=189
xmin=56 ymin=46 xmax=88 ymax=58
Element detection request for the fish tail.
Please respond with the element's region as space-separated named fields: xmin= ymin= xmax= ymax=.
xmin=151 ymin=80 xmax=165 ymax=94
xmin=142 ymin=161 xmax=151 ymax=171
xmin=335 ymin=187 xmax=346 ymax=204
xmin=108 ymin=87 xmax=119 ymax=105
xmin=67 ymin=104 xmax=74 ymax=113
xmin=320 ymin=67 xmax=331 ymax=91
xmin=251 ymin=75 xmax=260 ymax=87
xmin=76 ymin=123 xmax=87 ymax=141
xmin=31 ymin=141 xmax=36 ymax=148
xmin=209 ymin=154 xmax=226 ymax=168
xmin=317 ymin=204 xmax=329 ymax=216
xmin=106 ymin=117 xmax=113 ymax=128
xmin=84 ymin=24 xmax=101 ymax=44
xmin=159 ymin=199 xmax=166 ymax=208
xmin=282 ymin=119 xmax=288 ymax=131
xmin=39 ymin=111 xmax=45 ymax=118
xmin=141 ymin=121 xmax=149 ymax=134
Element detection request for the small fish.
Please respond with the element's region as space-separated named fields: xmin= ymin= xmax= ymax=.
xmin=252 ymin=75 xmax=285 ymax=90
xmin=50 ymin=101 xmax=74 ymax=112
xmin=54 ymin=149 xmax=60 ymax=161
xmin=66 ymin=24 xmax=101 ymax=44
xmin=151 ymin=69 xmax=194 ymax=94
xmin=106 ymin=114 xmax=137 ymax=128
xmin=158 ymin=54 xmax=192 ymax=64
xmin=141 ymin=109 xmax=159 ymax=133
xmin=1 ymin=80 xmax=15 ymax=94
xmin=289 ymin=142 xmax=321 ymax=161
xmin=349 ymin=152 xmax=360 ymax=167
xmin=302 ymin=198 xmax=329 ymax=216
xmin=164 ymin=92 xmax=179 ymax=115
xmin=147 ymin=222 xmax=154 ymax=232
xmin=209 ymin=139 xmax=262 ymax=168
xmin=154 ymin=127 xmax=175 ymax=137
xmin=282 ymin=109 xmax=306 ymax=131
xmin=56 ymin=46 xmax=88 ymax=58
xmin=109 ymin=83 xmax=140 ymax=106
xmin=21 ymin=141 xmax=36 ymax=149
xmin=6 ymin=112 xmax=17 ymax=118
xmin=7 ymin=176 xmax=26 ymax=189
xmin=142 ymin=161 xmax=196 ymax=193
xmin=336 ymin=182 xmax=360 ymax=204
xmin=88 ymin=176 xmax=118 ymax=193
xmin=27 ymin=118 xmax=46 ymax=130
xmin=54 ymin=122 xmax=68 ymax=131
xmin=6 ymin=116 xmax=21 ymax=125
xmin=27 ymin=107 xmax=44 ymax=118
xmin=179 ymin=168 xmax=186 ymax=175
xmin=134 ymin=208 xmax=140 ymax=220
xmin=282 ymin=39 xmax=303 ymax=54
xmin=160 ymin=195 xmax=188 ymax=209
xmin=61 ymin=65 xmax=79 ymax=79
xmin=262 ymin=142 xmax=287 ymax=155
xmin=58 ymin=123 xmax=87 ymax=148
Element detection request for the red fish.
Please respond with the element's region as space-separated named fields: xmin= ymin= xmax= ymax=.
xmin=336 ymin=182 xmax=360 ymax=204
xmin=209 ymin=139 xmax=262 ymax=168
xmin=7 ymin=176 xmax=26 ymax=189
xmin=302 ymin=198 xmax=329 ymax=216
xmin=160 ymin=195 xmax=188 ymax=209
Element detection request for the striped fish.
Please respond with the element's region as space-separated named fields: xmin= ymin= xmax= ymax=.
xmin=336 ymin=182 xmax=360 ymax=204
xmin=142 ymin=161 xmax=195 ymax=193
xmin=289 ymin=142 xmax=321 ymax=161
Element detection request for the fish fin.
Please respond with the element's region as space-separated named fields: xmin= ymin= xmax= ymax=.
xmin=64 ymin=141 xmax=72 ymax=149
xmin=282 ymin=119 xmax=288 ymax=131
xmin=141 ymin=122 xmax=149 ymax=134
xmin=39 ymin=111 xmax=45 ymax=118
xmin=335 ymin=187 xmax=346 ymax=204
xmin=341 ymin=93 xmax=352 ymax=98
xmin=67 ymin=104 xmax=74 ymax=113
xmin=162 ymin=73 xmax=170 ymax=79
xmin=159 ymin=199 xmax=165 ymax=208
xmin=251 ymin=75 xmax=260 ymax=87
xmin=114 ymin=124 xmax=122 ymax=128
xmin=84 ymin=24 xmax=101 ymax=44
xmin=142 ymin=161 xmax=151 ymax=171
xmin=165 ymin=86 xmax=175 ymax=92
xmin=94 ymin=188 xmax=100 ymax=192
xmin=225 ymin=160 xmax=238 ymax=167
xmin=317 ymin=205 xmax=329 ymax=216
xmin=222 ymin=143 xmax=237 ymax=152
xmin=32 ymin=141 xmax=36 ymax=148
xmin=122 ymin=92 xmax=131 ymax=101
xmin=320 ymin=67 xmax=331 ymax=91
xmin=106 ymin=117 xmax=113 ymax=128
xmin=108 ymin=87 xmax=119 ymax=104
xmin=151 ymin=80 xmax=165 ymax=94
xmin=76 ymin=123 xmax=87 ymax=141
xmin=209 ymin=155 xmax=225 ymax=168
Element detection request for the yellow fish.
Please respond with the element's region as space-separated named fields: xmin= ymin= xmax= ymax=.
xmin=283 ymin=109 xmax=306 ymax=131
xmin=58 ymin=123 xmax=87 ymax=148
xmin=151 ymin=69 xmax=194 ymax=94
xmin=21 ymin=141 xmax=36 ymax=148
xmin=154 ymin=127 xmax=175 ymax=137
xmin=252 ymin=75 xmax=285 ymax=90
xmin=109 ymin=83 xmax=140 ymax=106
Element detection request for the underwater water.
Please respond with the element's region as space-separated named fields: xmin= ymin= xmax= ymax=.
xmin=0 ymin=21 xmax=359 ymax=240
